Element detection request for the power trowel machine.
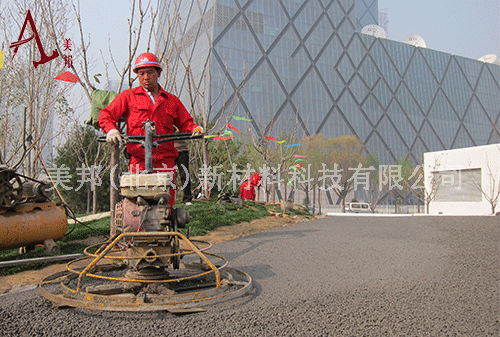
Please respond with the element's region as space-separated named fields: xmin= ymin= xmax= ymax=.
xmin=40 ymin=120 xmax=252 ymax=313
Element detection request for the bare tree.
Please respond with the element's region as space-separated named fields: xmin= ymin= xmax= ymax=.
xmin=299 ymin=134 xmax=333 ymax=213
xmin=70 ymin=124 xmax=110 ymax=213
xmin=0 ymin=1 xmax=75 ymax=177
xmin=379 ymin=157 xmax=417 ymax=214
xmin=467 ymin=147 xmax=500 ymax=214
xmin=364 ymin=153 xmax=383 ymax=213
xmin=244 ymin=113 xmax=300 ymax=203
xmin=187 ymin=66 xmax=246 ymax=197
xmin=396 ymin=156 xmax=415 ymax=213
xmin=328 ymin=135 xmax=366 ymax=212
xmin=410 ymin=155 xmax=443 ymax=214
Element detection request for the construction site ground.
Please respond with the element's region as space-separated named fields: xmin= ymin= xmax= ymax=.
xmin=1 ymin=215 xmax=498 ymax=335
xmin=0 ymin=213 xmax=313 ymax=292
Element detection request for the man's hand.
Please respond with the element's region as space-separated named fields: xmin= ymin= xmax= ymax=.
xmin=192 ymin=126 xmax=203 ymax=136
xmin=106 ymin=129 xmax=123 ymax=144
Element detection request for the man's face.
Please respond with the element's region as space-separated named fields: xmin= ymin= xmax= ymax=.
xmin=137 ymin=67 xmax=161 ymax=92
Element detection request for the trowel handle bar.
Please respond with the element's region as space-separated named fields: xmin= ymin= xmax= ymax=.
xmin=97 ymin=133 xmax=203 ymax=143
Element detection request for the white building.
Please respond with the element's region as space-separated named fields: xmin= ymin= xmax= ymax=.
xmin=424 ymin=144 xmax=500 ymax=215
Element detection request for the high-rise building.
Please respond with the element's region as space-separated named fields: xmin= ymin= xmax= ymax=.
xmin=157 ymin=0 xmax=500 ymax=165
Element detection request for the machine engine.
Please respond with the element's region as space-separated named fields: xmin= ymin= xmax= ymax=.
xmin=113 ymin=172 xmax=190 ymax=276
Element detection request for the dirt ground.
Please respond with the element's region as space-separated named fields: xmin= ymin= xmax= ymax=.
xmin=0 ymin=214 xmax=314 ymax=292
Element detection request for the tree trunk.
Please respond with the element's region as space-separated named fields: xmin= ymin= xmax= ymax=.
xmin=110 ymin=144 xmax=120 ymax=228
xmin=312 ymin=185 xmax=316 ymax=214
xmin=92 ymin=177 xmax=97 ymax=214
xmin=32 ymin=147 xmax=40 ymax=178
xmin=86 ymin=185 xmax=91 ymax=214
xmin=283 ymin=179 xmax=287 ymax=202
xmin=318 ymin=186 xmax=322 ymax=215
xmin=202 ymin=138 xmax=209 ymax=197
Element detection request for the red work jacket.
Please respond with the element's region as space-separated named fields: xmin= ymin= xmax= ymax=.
xmin=99 ymin=85 xmax=198 ymax=172
xmin=240 ymin=180 xmax=256 ymax=200
xmin=251 ymin=173 xmax=262 ymax=187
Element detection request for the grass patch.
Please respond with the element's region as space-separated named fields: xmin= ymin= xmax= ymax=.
xmin=178 ymin=200 xmax=271 ymax=236
xmin=62 ymin=217 xmax=110 ymax=242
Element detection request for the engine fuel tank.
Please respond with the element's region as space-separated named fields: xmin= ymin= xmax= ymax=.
xmin=0 ymin=202 xmax=67 ymax=251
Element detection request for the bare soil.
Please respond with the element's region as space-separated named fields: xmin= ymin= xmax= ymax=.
xmin=0 ymin=214 xmax=313 ymax=292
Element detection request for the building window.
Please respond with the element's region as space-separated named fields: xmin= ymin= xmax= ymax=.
xmin=433 ymin=168 xmax=482 ymax=202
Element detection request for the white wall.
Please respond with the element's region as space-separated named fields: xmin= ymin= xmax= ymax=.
xmin=424 ymin=144 xmax=500 ymax=215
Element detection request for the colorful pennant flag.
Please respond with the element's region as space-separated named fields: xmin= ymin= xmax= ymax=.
xmin=276 ymin=140 xmax=286 ymax=144
xmin=223 ymin=130 xmax=234 ymax=136
xmin=286 ymin=144 xmax=300 ymax=148
xmin=294 ymin=155 xmax=307 ymax=158
xmin=266 ymin=136 xmax=276 ymax=141
xmin=232 ymin=116 xmax=252 ymax=121
xmin=0 ymin=50 xmax=4 ymax=69
xmin=227 ymin=123 xmax=240 ymax=134
xmin=215 ymin=136 xmax=235 ymax=141
xmin=54 ymin=71 xmax=78 ymax=83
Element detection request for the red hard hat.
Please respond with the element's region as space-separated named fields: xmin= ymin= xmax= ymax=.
xmin=133 ymin=52 xmax=162 ymax=73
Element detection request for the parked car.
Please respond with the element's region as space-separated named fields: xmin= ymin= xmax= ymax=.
xmin=346 ymin=202 xmax=371 ymax=213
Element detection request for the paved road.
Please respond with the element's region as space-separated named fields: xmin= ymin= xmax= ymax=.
xmin=1 ymin=215 xmax=498 ymax=336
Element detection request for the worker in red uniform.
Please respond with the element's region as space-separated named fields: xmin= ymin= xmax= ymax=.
xmin=239 ymin=176 xmax=256 ymax=200
xmin=250 ymin=172 xmax=262 ymax=201
xmin=99 ymin=52 xmax=203 ymax=207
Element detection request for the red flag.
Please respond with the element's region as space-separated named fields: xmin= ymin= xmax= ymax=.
xmin=227 ymin=123 xmax=240 ymax=134
xmin=266 ymin=136 xmax=276 ymax=141
xmin=54 ymin=71 xmax=78 ymax=83
xmin=215 ymin=136 xmax=235 ymax=141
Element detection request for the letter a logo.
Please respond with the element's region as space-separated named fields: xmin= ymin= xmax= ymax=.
xmin=9 ymin=9 xmax=59 ymax=68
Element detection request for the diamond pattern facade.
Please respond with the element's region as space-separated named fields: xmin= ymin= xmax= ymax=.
xmin=159 ymin=0 xmax=500 ymax=165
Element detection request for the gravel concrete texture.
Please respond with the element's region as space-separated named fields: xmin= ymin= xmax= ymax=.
xmin=0 ymin=215 xmax=498 ymax=336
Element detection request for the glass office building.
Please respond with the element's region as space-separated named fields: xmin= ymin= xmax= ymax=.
xmin=158 ymin=0 xmax=500 ymax=165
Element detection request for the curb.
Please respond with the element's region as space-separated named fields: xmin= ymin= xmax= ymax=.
xmin=68 ymin=211 xmax=110 ymax=224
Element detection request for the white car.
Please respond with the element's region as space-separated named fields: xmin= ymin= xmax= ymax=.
xmin=346 ymin=202 xmax=371 ymax=213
